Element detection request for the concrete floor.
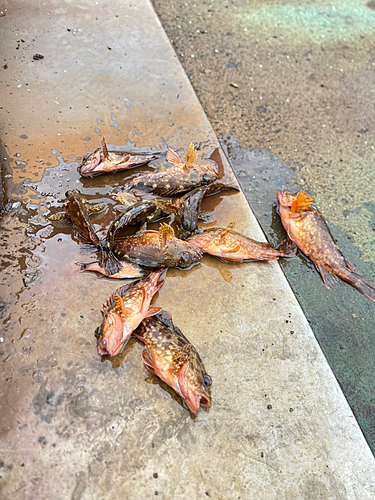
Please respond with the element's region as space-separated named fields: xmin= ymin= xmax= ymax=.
xmin=151 ymin=0 xmax=375 ymax=451
xmin=1 ymin=1 xmax=375 ymax=499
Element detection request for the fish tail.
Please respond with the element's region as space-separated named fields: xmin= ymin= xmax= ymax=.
xmin=340 ymin=270 xmax=375 ymax=303
xmin=277 ymin=239 xmax=298 ymax=258
xmin=98 ymin=242 xmax=122 ymax=276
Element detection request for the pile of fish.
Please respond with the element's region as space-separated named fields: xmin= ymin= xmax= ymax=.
xmin=49 ymin=138 xmax=375 ymax=415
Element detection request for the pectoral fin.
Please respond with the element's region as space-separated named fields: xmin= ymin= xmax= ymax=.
xmin=141 ymin=349 xmax=157 ymax=375
xmin=215 ymin=221 xmax=236 ymax=245
xmin=144 ymin=307 xmax=162 ymax=318
xmin=315 ymin=264 xmax=339 ymax=289
xmin=48 ymin=211 xmax=68 ymax=221
xmin=166 ymin=148 xmax=182 ymax=165
xmin=89 ymin=203 xmax=105 ymax=214
xmin=158 ymin=223 xmax=174 ymax=249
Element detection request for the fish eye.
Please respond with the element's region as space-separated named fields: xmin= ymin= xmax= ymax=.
xmin=203 ymin=174 xmax=211 ymax=182
xmin=95 ymin=327 xmax=101 ymax=338
xmin=181 ymin=220 xmax=188 ymax=229
xmin=196 ymin=229 xmax=203 ymax=235
xmin=190 ymin=362 xmax=194 ymax=370
xmin=203 ymin=374 xmax=212 ymax=386
xmin=181 ymin=253 xmax=191 ymax=263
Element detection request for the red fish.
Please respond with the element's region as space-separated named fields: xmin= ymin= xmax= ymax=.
xmin=187 ymin=221 xmax=297 ymax=262
xmin=134 ymin=310 xmax=212 ymax=415
xmin=277 ymin=190 xmax=375 ymax=302
xmin=78 ymin=137 xmax=159 ymax=177
xmin=116 ymin=144 xmax=218 ymax=196
xmin=74 ymin=260 xmax=146 ymax=279
xmin=96 ymin=269 xmax=166 ymax=356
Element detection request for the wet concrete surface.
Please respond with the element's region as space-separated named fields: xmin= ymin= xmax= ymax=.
xmin=152 ymin=0 xmax=375 ymax=451
xmin=1 ymin=1 xmax=375 ymax=499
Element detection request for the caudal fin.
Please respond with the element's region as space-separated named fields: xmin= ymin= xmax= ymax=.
xmin=277 ymin=239 xmax=298 ymax=258
xmin=98 ymin=242 xmax=122 ymax=276
xmin=345 ymin=272 xmax=375 ymax=303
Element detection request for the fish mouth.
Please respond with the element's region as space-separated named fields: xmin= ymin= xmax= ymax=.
xmin=276 ymin=190 xmax=294 ymax=208
xmin=199 ymin=392 xmax=211 ymax=409
xmin=78 ymin=151 xmax=104 ymax=175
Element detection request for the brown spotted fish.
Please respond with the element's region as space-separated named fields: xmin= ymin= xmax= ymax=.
xmin=187 ymin=221 xmax=297 ymax=262
xmin=96 ymin=269 xmax=166 ymax=357
xmin=48 ymin=189 xmax=104 ymax=245
xmin=112 ymin=223 xmax=203 ymax=269
xmin=78 ymin=137 xmax=159 ymax=177
xmin=277 ymin=190 xmax=375 ymax=302
xmin=116 ymin=144 xmax=218 ymax=196
xmin=134 ymin=310 xmax=212 ymax=415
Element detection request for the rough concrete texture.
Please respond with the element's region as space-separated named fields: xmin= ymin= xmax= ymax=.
xmin=151 ymin=0 xmax=375 ymax=451
xmin=0 ymin=1 xmax=375 ymax=499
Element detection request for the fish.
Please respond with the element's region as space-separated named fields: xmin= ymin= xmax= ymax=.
xmin=115 ymin=143 xmax=218 ymax=196
xmin=48 ymin=189 xmax=104 ymax=245
xmin=112 ymin=223 xmax=203 ymax=269
xmin=134 ymin=310 xmax=212 ymax=415
xmin=102 ymin=198 xmax=178 ymax=275
xmin=74 ymin=260 xmax=146 ymax=279
xmin=96 ymin=269 xmax=166 ymax=357
xmin=277 ymin=190 xmax=375 ymax=302
xmin=174 ymin=186 xmax=211 ymax=240
xmin=187 ymin=221 xmax=297 ymax=262
xmin=78 ymin=137 xmax=159 ymax=177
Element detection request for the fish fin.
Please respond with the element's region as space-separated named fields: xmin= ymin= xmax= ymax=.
xmin=166 ymin=148 xmax=182 ymax=165
xmin=155 ymin=199 xmax=178 ymax=214
xmin=141 ymin=349 xmax=157 ymax=375
xmin=215 ymin=221 xmax=236 ymax=244
xmin=315 ymin=264 xmax=339 ymax=289
xmin=89 ymin=203 xmax=105 ymax=214
xmin=48 ymin=211 xmax=68 ymax=221
xmin=344 ymin=258 xmax=355 ymax=272
xmin=112 ymin=192 xmax=138 ymax=207
xmin=113 ymin=294 xmax=125 ymax=314
xmin=346 ymin=274 xmax=375 ymax=303
xmin=158 ymin=223 xmax=174 ymax=249
xmin=186 ymin=144 xmax=198 ymax=165
xmin=102 ymin=136 xmax=109 ymax=158
xmin=144 ymin=307 xmax=162 ymax=318
xmin=277 ymin=238 xmax=298 ymax=257
xmin=155 ymin=309 xmax=174 ymax=328
xmin=198 ymin=211 xmax=211 ymax=222
xmin=99 ymin=242 xmax=123 ymax=276
xmin=291 ymin=190 xmax=314 ymax=213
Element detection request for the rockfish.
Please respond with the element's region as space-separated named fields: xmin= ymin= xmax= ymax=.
xmin=277 ymin=190 xmax=375 ymax=302
xmin=112 ymin=223 xmax=203 ymax=269
xmin=187 ymin=221 xmax=297 ymax=262
xmin=116 ymin=144 xmax=218 ymax=196
xmin=78 ymin=137 xmax=159 ymax=177
xmin=134 ymin=310 xmax=212 ymax=415
xmin=96 ymin=269 xmax=166 ymax=357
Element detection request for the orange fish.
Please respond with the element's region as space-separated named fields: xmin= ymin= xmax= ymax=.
xmin=187 ymin=221 xmax=297 ymax=262
xmin=277 ymin=190 xmax=375 ymax=302
xmin=134 ymin=310 xmax=212 ymax=415
xmin=96 ymin=269 xmax=166 ymax=356
xmin=74 ymin=260 xmax=146 ymax=279
xmin=117 ymin=144 xmax=218 ymax=196
xmin=78 ymin=137 xmax=159 ymax=177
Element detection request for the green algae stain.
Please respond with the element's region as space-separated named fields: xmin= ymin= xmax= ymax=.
xmin=236 ymin=1 xmax=375 ymax=43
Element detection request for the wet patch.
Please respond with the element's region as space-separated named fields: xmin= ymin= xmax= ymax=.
xmin=221 ymin=134 xmax=375 ymax=452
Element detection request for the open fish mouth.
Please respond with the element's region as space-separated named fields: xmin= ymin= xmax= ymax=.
xmin=199 ymin=393 xmax=211 ymax=409
xmin=78 ymin=151 xmax=103 ymax=174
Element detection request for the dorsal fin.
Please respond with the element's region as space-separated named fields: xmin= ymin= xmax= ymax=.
xmin=158 ymin=223 xmax=174 ymax=249
xmin=186 ymin=144 xmax=198 ymax=165
xmin=166 ymin=148 xmax=182 ymax=165
xmin=215 ymin=221 xmax=236 ymax=244
xmin=113 ymin=294 xmax=125 ymax=314
xmin=102 ymin=136 xmax=109 ymax=159
xmin=291 ymin=191 xmax=314 ymax=213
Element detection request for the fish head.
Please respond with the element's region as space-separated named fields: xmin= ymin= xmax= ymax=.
xmin=97 ymin=310 xmax=126 ymax=357
xmin=201 ymin=164 xmax=219 ymax=185
xmin=186 ymin=229 xmax=215 ymax=251
xmin=78 ymin=147 xmax=105 ymax=176
xmin=175 ymin=243 xmax=203 ymax=268
xmin=178 ymin=352 xmax=212 ymax=415
xmin=276 ymin=190 xmax=297 ymax=209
